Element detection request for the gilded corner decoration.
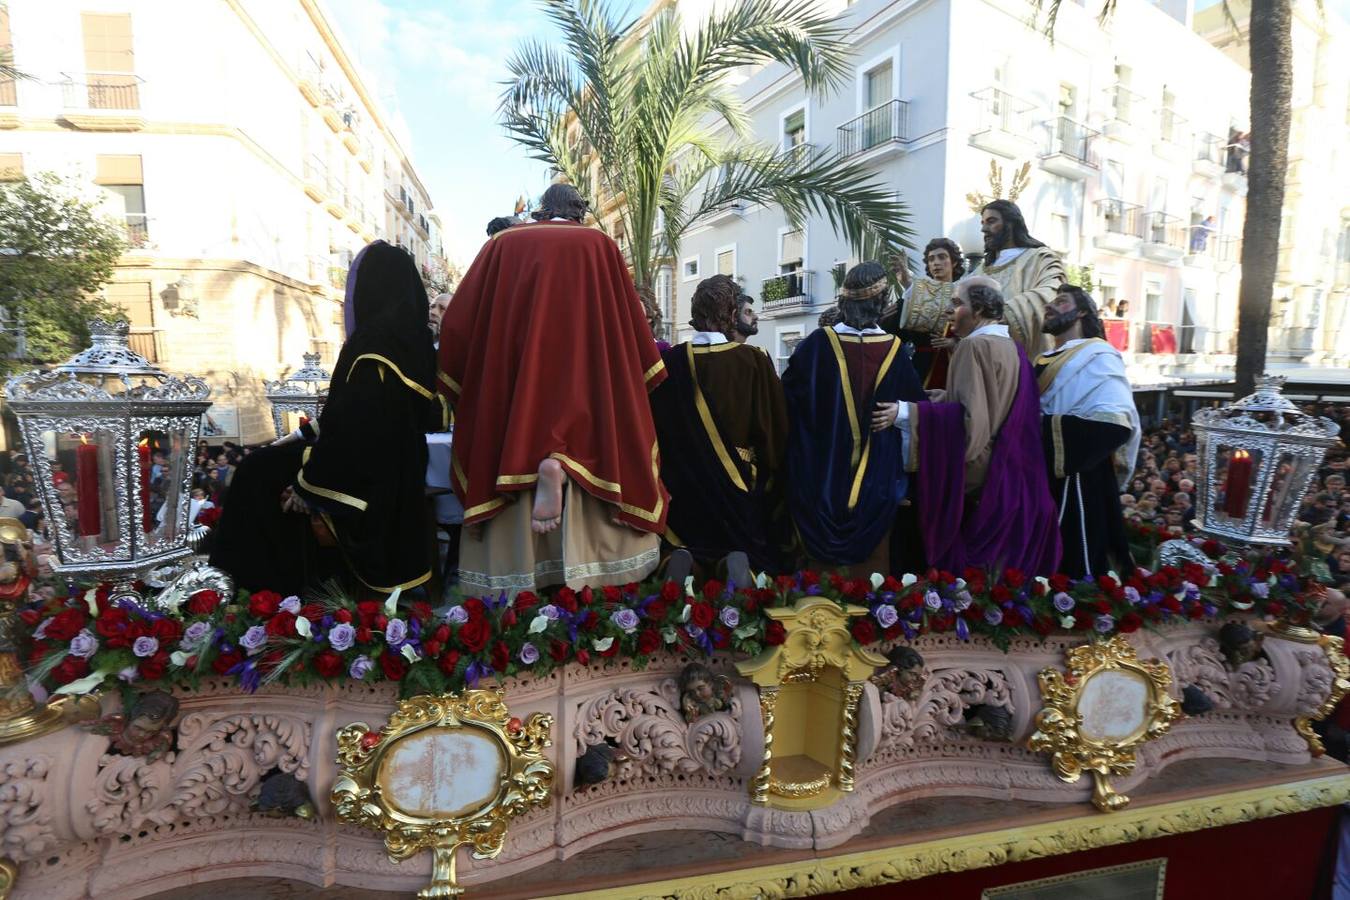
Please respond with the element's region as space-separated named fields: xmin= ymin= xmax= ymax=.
xmin=736 ymin=598 xmax=886 ymax=809
xmin=1275 ymin=624 xmax=1350 ymax=757
xmin=331 ymin=690 xmax=554 ymax=898
xmin=1029 ymin=635 xmax=1181 ymax=812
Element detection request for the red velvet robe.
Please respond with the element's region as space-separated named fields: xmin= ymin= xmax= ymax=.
xmin=438 ymin=221 xmax=668 ymax=532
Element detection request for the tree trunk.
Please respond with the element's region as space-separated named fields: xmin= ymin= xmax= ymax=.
xmin=1234 ymin=0 xmax=1293 ymax=397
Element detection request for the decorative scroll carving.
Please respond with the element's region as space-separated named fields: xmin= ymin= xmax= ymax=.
xmin=876 ymin=667 xmax=1015 ymax=752
xmin=1167 ymin=638 xmax=1277 ymax=710
xmin=574 ymin=681 xmax=743 ymax=778
xmin=0 ymin=756 xmax=57 ymax=860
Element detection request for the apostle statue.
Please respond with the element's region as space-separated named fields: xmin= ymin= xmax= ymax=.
xmin=969 ymin=200 xmax=1065 ymax=356
xmin=438 ymin=184 xmax=667 ymax=597
xmin=784 ymin=262 xmax=925 ymax=577
xmin=731 ymin=291 xmax=759 ymax=345
xmin=879 ymin=277 xmax=1060 ymax=576
xmin=649 ymin=276 xmax=788 ymax=575
xmin=211 ymin=242 xmax=446 ymax=595
xmin=1036 ymin=285 xmax=1140 ymax=578
xmin=881 ymin=238 xmax=964 ymax=389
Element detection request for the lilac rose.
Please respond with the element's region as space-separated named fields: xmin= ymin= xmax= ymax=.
xmin=279 ymin=596 xmax=302 ymax=615
xmin=719 ymin=606 xmax=740 ymax=628
xmin=874 ymin=604 xmax=899 ymax=629
xmin=519 ymin=642 xmax=540 ymax=665
xmin=924 ymin=590 xmax=942 ymax=611
xmin=611 ymin=608 xmax=640 ymax=633
xmin=385 ymin=618 xmax=408 ymax=646
xmin=1095 ymin=614 xmax=1115 ymax=633
xmin=539 ymin=604 xmax=562 ymax=620
xmin=181 ymin=621 xmax=211 ymax=649
xmin=132 ymin=636 xmax=159 ymax=658
xmin=240 ymin=625 xmax=267 ymax=654
xmin=349 ymin=655 xmax=374 ymax=679
xmin=444 ymin=605 xmax=469 ymax=624
xmin=328 ymin=622 xmax=356 ymax=651
xmin=1123 ymin=586 xmax=1141 ymax=605
xmin=984 ymin=607 xmax=1003 ymax=626
xmin=1052 ymin=592 xmax=1075 ymax=613
xmin=69 ymin=629 xmax=98 ymax=659
xmin=953 ymin=590 xmax=973 ymax=612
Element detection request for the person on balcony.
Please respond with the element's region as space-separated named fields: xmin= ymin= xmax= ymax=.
xmin=877 ymin=277 xmax=1061 ymax=577
xmin=784 ymin=262 xmax=924 ymax=577
xmin=968 ymin=200 xmax=1065 ymax=356
xmin=649 ymin=275 xmax=788 ymax=576
xmin=1035 ymin=285 xmax=1140 ymax=578
xmin=438 ymin=183 xmax=667 ymax=598
xmin=881 ymin=237 xmax=964 ymax=389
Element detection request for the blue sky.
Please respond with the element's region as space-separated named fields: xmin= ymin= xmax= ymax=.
xmin=325 ymin=0 xmax=643 ymax=267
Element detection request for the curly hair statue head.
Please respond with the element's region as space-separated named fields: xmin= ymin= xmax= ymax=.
xmin=531 ymin=183 xmax=588 ymax=222
xmin=923 ymin=237 xmax=966 ymax=280
xmin=837 ymin=261 xmax=891 ymax=331
xmin=689 ymin=274 xmax=742 ymax=337
xmin=956 ymin=275 xmax=1005 ymax=322
xmin=981 ymin=199 xmax=1045 ymax=266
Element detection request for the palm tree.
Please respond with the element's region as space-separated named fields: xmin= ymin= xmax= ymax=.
xmin=499 ymin=0 xmax=914 ymax=324
xmin=1038 ymin=0 xmax=1292 ymax=397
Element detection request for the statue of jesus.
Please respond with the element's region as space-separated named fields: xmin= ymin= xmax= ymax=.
xmin=969 ymin=199 xmax=1065 ymax=356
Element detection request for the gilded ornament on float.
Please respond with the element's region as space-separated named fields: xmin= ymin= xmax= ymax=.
xmin=736 ymin=597 xmax=885 ymax=809
xmin=331 ymin=690 xmax=553 ymax=898
xmin=1029 ymin=635 xmax=1181 ymax=812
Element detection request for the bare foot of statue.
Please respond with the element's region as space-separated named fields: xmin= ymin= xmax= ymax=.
xmin=531 ymin=458 xmax=564 ymax=534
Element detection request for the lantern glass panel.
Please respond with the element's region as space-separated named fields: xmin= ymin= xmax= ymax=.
xmin=42 ymin=428 xmax=127 ymax=559
xmin=1213 ymin=445 xmax=1261 ymax=525
xmin=278 ymin=409 xmax=310 ymax=436
xmin=137 ymin=425 xmax=194 ymax=551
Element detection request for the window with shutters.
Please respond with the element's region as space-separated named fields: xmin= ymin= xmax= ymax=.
xmin=715 ymin=245 xmax=736 ymax=278
xmin=95 ymin=155 xmax=147 ymax=246
xmin=80 ymin=13 xmax=139 ymax=109
xmin=779 ymin=229 xmax=804 ymax=274
xmin=105 ymin=282 xmax=157 ymax=361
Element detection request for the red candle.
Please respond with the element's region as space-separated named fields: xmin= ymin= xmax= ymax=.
xmin=138 ymin=439 xmax=153 ymax=532
xmin=76 ymin=436 xmax=101 ymax=537
xmin=1223 ymin=449 xmax=1253 ymax=519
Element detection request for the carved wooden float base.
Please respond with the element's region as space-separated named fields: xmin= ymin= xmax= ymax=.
xmin=2 ymin=622 xmax=1345 ymax=898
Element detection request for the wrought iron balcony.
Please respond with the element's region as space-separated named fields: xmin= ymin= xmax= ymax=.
xmin=61 ymin=71 xmax=142 ymax=110
xmin=1142 ymin=211 xmax=1186 ymax=261
xmin=1193 ymin=132 xmax=1225 ymax=176
xmin=1038 ymin=117 xmax=1099 ymax=179
xmin=837 ymin=100 xmax=909 ymax=161
xmin=968 ymin=88 xmax=1036 ymax=159
xmin=1093 ymin=199 xmax=1143 ymax=253
xmin=123 ymin=213 xmax=150 ymax=249
xmin=760 ymin=270 xmax=814 ymax=316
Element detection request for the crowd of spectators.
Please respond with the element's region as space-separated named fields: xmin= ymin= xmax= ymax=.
xmin=1121 ymin=402 xmax=1350 ymax=589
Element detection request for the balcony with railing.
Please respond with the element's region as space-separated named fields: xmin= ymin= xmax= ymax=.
xmin=1193 ymin=131 xmax=1225 ymax=178
xmin=302 ymin=156 xmax=329 ymax=202
xmin=968 ymin=88 xmax=1036 ymax=159
xmin=1153 ymin=109 xmax=1190 ymax=161
xmin=348 ymin=199 xmax=366 ymax=234
xmin=1215 ymin=235 xmax=1242 ymax=271
xmin=1093 ymin=199 xmax=1143 ymax=253
xmin=760 ymin=270 xmax=815 ymax=317
xmin=1101 ymin=83 xmax=1145 ymax=142
xmin=1141 ymin=211 xmax=1186 ymax=261
xmin=123 ymin=213 xmax=150 ymax=249
xmin=837 ymin=100 xmax=909 ymax=162
xmin=60 ymin=72 xmax=142 ymax=111
xmin=1038 ymin=117 xmax=1099 ymax=179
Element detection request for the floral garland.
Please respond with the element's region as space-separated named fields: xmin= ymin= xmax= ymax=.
xmin=15 ymin=545 xmax=1321 ymax=700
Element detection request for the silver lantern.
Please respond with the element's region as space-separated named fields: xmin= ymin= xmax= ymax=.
xmin=263 ymin=351 xmax=330 ymax=440
xmin=3 ymin=320 xmax=212 ymax=591
xmin=1192 ymin=375 xmax=1340 ymax=548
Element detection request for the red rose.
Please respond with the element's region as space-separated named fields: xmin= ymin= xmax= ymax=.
xmin=636 ymin=629 xmax=661 ymax=655
xmin=500 ymin=607 xmax=517 ymax=628
xmin=410 ymin=601 xmax=434 ymax=624
xmin=379 ymin=652 xmax=408 ymax=681
xmin=1093 ymin=599 xmax=1112 ymax=614
xmin=18 ymin=608 xmax=43 ymax=628
xmin=882 ymin=576 xmax=903 ymax=591
xmin=645 ymin=599 xmax=669 ymax=622
xmin=45 ymin=608 xmax=88 ymax=642
xmin=1186 ymin=603 xmax=1206 ymax=620
xmin=186 ymin=590 xmax=222 ymax=616
xmin=152 ymin=617 xmax=183 ymax=644
xmin=554 ymin=588 xmax=580 ymax=613
xmin=264 ymin=611 xmax=298 ymax=637
xmin=463 ymin=597 xmax=487 ymax=616
xmin=549 ymin=639 xmax=570 ymax=662
xmin=422 ymin=640 xmax=442 ymax=658
xmin=299 ymin=603 xmax=325 ymax=623
xmin=742 ymin=594 xmax=759 ymax=614
xmin=355 ymin=625 xmax=372 ymax=644
xmin=433 ymin=624 xmax=451 ymax=644
xmin=356 ymin=600 xmax=383 ymax=627
xmin=991 ymin=585 xmax=1012 ymax=603
xmin=1073 ymin=610 xmax=1095 ymax=631
xmin=248 ymin=590 xmax=282 ymax=617
xmin=458 ymin=615 xmax=490 ymax=653
xmin=213 ymin=649 xmax=243 ymax=674
xmin=1119 ymin=612 xmax=1143 ymax=633
xmin=579 ymin=586 xmax=595 ymax=606
xmin=1003 ymin=568 xmax=1026 ymax=589
xmin=438 ymin=649 xmax=460 ymax=675
xmin=689 ymin=603 xmax=715 ymax=629
xmin=333 ymin=608 xmax=353 ymax=624
xmin=801 ymin=570 xmax=820 ymax=587
xmin=883 ymin=624 xmax=902 ymax=641
xmin=1003 ymin=607 xmax=1025 ymax=627
xmin=313 ymin=649 xmax=343 ymax=678
xmin=138 ymin=651 xmax=169 ymax=681
xmin=660 ymin=580 xmax=682 ymax=603
xmin=702 ymin=580 xmax=725 ymax=601
xmin=374 ymin=614 xmax=389 ymax=631
xmin=579 ymin=610 xmax=600 ymax=632
xmin=765 ymin=621 xmax=787 ymax=645
xmin=575 ymin=649 xmax=590 ymax=666
xmin=851 ymin=618 xmax=877 ymax=645
xmin=602 ymin=585 xmax=622 ymax=603
xmin=1096 ymin=575 xmax=1118 ymax=592
xmin=775 ymin=575 xmax=796 ymax=592
xmin=491 ymin=641 xmax=510 ymax=672
xmin=52 ymin=654 xmax=89 ymax=685
xmin=1049 ymin=573 xmax=1072 ymax=593
xmin=1032 ymin=615 xmax=1054 ymax=636
xmin=514 ymin=591 xmax=539 ymax=612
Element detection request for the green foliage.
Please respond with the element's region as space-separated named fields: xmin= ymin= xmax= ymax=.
xmin=499 ymin=0 xmax=914 ymax=290
xmin=1063 ymin=262 xmax=1095 ymax=292
xmin=0 ymin=172 xmax=125 ymax=371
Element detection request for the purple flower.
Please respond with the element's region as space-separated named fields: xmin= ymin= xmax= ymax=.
xmin=901 ymin=621 xmax=917 ymax=640
xmin=328 ymin=622 xmax=356 ymax=651
xmin=240 ymin=625 xmax=267 ymax=654
xmin=349 ymin=655 xmax=373 ymax=680
xmin=612 ymin=608 xmax=640 ymax=633
xmin=519 ymin=642 xmax=540 ymax=665
xmin=953 ymin=590 xmax=973 ymax=612
xmin=1095 ymin=614 xmax=1115 ymax=633
xmin=1124 ymin=586 xmax=1141 ymax=605
xmin=684 ymin=623 xmax=704 ymax=639
xmin=540 ymin=604 xmax=562 ymax=620
xmin=984 ymin=607 xmax=1003 ymax=626
xmin=69 ymin=629 xmax=98 ymax=659
xmin=132 ymin=636 xmax=159 ymax=658
xmin=924 ymin=590 xmax=942 ymax=611
xmin=874 ymin=604 xmax=899 ymax=629
xmin=955 ymin=618 xmax=970 ymax=641
xmin=280 ymin=596 xmax=302 ymax=615
xmin=719 ymin=606 xmax=740 ymax=628
xmin=1052 ymin=592 xmax=1075 ymax=613
xmin=444 ymin=605 xmax=469 ymax=624
xmin=117 ymin=665 xmax=140 ymax=683
xmin=1182 ymin=581 xmax=1200 ymax=600
xmin=181 ymin=621 xmax=211 ymax=649
xmin=385 ymin=618 xmax=408 ymax=646
xmin=1250 ymin=582 xmax=1270 ymax=599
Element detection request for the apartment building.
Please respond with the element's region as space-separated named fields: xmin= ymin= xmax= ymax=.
xmin=1196 ymin=0 xmax=1350 ymax=364
xmin=0 ymin=0 xmax=438 ymax=441
xmin=668 ymin=0 xmax=1250 ymax=383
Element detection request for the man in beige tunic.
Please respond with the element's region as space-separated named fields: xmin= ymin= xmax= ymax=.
xmin=970 ymin=200 xmax=1065 ymax=356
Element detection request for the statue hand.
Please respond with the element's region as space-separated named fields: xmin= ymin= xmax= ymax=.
xmin=871 ymin=402 xmax=899 ymax=432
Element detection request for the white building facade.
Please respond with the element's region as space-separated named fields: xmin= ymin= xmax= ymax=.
xmin=668 ymin=0 xmax=1251 ymax=384
xmin=0 ymin=0 xmax=438 ymax=441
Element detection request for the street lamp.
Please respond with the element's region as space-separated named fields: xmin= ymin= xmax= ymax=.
xmin=263 ymin=351 xmax=330 ymax=440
